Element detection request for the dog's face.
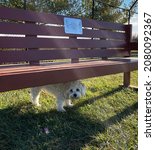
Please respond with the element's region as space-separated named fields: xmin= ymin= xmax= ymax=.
xmin=66 ymin=82 xmax=86 ymax=99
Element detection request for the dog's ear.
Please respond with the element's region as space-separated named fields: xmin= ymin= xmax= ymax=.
xmin=80 ymin=83 xmax=86 ymax=96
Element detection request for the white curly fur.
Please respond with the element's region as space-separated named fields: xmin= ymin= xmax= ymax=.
xmin=30 ymin=81 xmax=86 ymax=112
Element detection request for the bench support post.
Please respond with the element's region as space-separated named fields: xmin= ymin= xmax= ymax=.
xmin=70 ymin=36 xmax=79 ymax=63
xmin=123 ymin=72 xmax=130 ymax=87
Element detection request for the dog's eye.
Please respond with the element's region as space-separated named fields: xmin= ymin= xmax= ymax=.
xmin=76 ymin=88 xmax=80 ymax=92
xmin=70 ymin=89 xmax=73 ymax=93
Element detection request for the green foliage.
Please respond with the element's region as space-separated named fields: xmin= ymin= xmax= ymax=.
xmin=83 ymin=0 xmax=128 ymax=23
xmin=0 ymin=0 xmax=69 ymax=12
xmin=0 ymin=0 xmax=137 ymax=23
xmin=0 ymin=0 xmax=24 ymax=8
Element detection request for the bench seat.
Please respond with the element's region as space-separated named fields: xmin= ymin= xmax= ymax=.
xmin=0 ymin=7 xmax=138 ymax=92
xmin=0 ymin=58 xmax=137 ymax=92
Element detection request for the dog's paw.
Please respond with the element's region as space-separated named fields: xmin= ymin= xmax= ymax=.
xmin=65 ymin=100 xmax=73 ymax=107
xmin=57 ymin=107 xmax=66 ymax=112
xmin=36 ymin=103 xmax=41 ymax=107
xmin=32 ymin=102 xmax=41 ymax=107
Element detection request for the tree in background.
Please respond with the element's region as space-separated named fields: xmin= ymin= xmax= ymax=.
xmin=0 ymin=0 xmax=69 ymax=12
xmin=0 ymin=0 xmax=137 ymax=23
xmin=0 ymin=0 xmax=24 ymax=8
xmin=82 ymin=0 xmax=132 ymax=23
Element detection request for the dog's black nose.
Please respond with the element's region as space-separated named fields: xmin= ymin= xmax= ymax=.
xmin=73 ymin=93 xmax=77 ymax=98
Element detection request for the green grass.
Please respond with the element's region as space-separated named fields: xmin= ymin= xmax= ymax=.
xmin=0 ymin=71 xmax=138 ymax=150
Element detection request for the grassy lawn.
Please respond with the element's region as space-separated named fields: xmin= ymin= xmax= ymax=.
xmin=0 ymin=71 xmax=138 ymax=150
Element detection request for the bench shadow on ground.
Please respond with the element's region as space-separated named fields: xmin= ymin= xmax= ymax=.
xmin=0 ymin=87 xmax=138 ymax=150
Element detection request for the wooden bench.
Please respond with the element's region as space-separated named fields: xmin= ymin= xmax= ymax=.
xmin=0 ymin=7 xmax=138 ymax=92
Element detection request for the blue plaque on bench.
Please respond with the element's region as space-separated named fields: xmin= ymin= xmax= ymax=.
xmin=64 ymin=17 xmax=83 ymax=34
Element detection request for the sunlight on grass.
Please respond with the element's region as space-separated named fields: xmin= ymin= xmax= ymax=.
xmin=0 ymin=71 xmax=137 ymax=150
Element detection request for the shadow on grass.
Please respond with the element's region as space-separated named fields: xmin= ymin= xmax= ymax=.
xmin=0 ymin=87 xmax=137 ymax=150
xmin=74 ymin=86 xmax=125 ymax=109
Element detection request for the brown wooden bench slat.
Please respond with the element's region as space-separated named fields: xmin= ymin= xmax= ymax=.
xmin=0 ymin=49 xmax=129 ymax=63
xmin=0 ymin=59 xmax=137 ymax=75
xmin=0 ymin=7 xmax=138 ymax=92
xmin=0 ymin=37 xmax=127 ymax=49
xmin=0 ymin=61 xmax=125 ymax=74
xmin=0 ymin=7 xmax=126 ymax=31
xmin=0 ymin=60 xmax=138 ymax=92
xmin=0 ymin=22 xmax=126 ymax=40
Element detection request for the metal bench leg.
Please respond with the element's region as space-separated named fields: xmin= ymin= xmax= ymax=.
xmin=123 ymin=72 xmax=130 ymax=87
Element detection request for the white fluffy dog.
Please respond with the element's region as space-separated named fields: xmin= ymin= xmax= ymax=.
xmin=30 ymin=81 xmax=86 ymax=112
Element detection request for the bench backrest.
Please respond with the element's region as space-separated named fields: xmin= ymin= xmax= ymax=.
xmin=0 ymin=7 xmax=132 ymax=64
